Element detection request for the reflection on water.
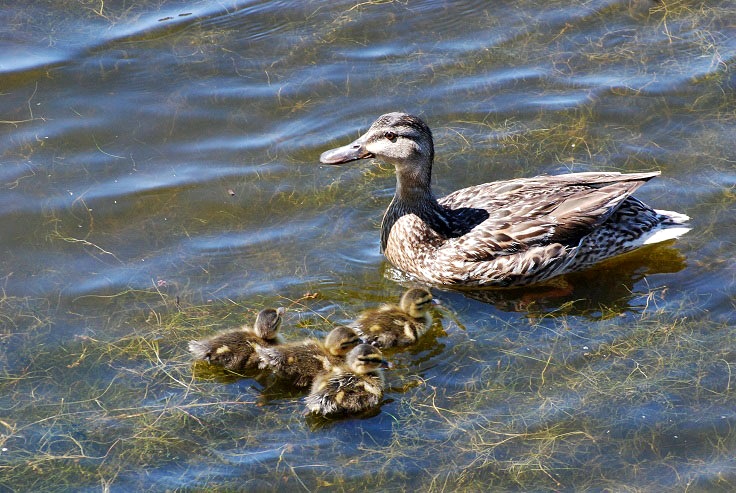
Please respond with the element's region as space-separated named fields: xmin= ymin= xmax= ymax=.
xmin=0 ymin=0 xmax=734 ymax=490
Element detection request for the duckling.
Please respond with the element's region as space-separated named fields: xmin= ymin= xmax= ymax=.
xmin=255 ymin=325 xmax=362 ymax=387
xmin=305 ymin=344 xmax=388 ymax=417
xmin=352 ymin=287 xmax=435 ymax=348
xmin=320 ymin=112 xmax=690 ymax=287
xmin=188 ymin=307 xmax=285 ymax=372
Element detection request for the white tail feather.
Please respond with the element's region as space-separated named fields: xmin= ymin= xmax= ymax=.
xmin=642 ymin=226 xmax=691 ymax=245
xmin=655 ymin=209 xmax=690 ymax=224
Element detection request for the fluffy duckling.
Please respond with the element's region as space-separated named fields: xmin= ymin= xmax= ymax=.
xmin=255 ymin=326 xmax=362 ymax=387
xmin=352 ymin=287 xmax=435 ymax=348
xmin=188 ymin=307 xmax=285 ymax=372
xmin=305 ymin=344 xmax=388 ymax=417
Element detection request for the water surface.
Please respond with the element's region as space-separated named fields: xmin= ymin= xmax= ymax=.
xmin=1 ymin=0 xmax=735 ymax=490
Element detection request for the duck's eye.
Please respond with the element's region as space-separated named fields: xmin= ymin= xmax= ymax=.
xmin=384 ymin=131 xmax=397 ymax=141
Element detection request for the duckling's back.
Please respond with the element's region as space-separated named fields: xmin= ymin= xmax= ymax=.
xmin=353 ymin=306 xmax=428 ymax=348
xmin=257 ymin=339 xmax=340 ymax=387
xmin=189 ymin=331 xmax=279 ymax=372
xmin=305 ymin=368 xmax=385 ymax=416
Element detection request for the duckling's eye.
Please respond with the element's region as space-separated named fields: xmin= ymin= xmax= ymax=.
xmin=384 ymin=131 xmax=397 ymax=141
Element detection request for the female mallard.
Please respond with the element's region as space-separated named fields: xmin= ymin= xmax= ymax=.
xmin=305 ymin=344 xmax=388 ymax=417
xmin=352 ymin=287 xmax=435 ymax=349
xmin=320 ymin=112 xmax=690 ymax=287
xmin=188 ymin=307 xmax=285 ymax=372
xmin=255 ymin=326 xmax=362 ymax=387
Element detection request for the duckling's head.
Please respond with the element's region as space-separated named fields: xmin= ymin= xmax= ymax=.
xmin=324 ymin=326 xmax=362 ymax=356
xmin=253 ymin=307 xmax=285 ymax=340
xmin=399 ymin=287 xmax=436 ymax=318
xmin=320 ymin=113 xmax=434 ymax=178
xmin=345 ymin=344 xmax=389 ymax=375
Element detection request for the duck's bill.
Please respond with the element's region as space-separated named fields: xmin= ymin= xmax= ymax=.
xmin=319 ymin=135 xmax=374 ymax=164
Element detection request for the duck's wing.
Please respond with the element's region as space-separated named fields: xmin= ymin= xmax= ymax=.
xmin=439 ymin=172 xmax=660 ymax=260
xmin=351 ymin=307 xmax=405 ymax=346
xmin=256 ymin=340 xmax=322 ymax=369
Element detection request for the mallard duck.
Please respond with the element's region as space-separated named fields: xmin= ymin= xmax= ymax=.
xmin=188 ymin=307 xmax=285 ymax=372
xmin=305 ymin=343 xmax=388 ymax=417
xmin=255 ymin=325 xmax=362 ymax=387
xmin=352 ymin=287 xmax=435 ymax=348
xmin=319 ymin=112 xmax=690 ymax=287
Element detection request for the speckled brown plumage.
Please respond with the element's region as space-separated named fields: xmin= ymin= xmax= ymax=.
xmin=305 ymin=344 xmax=387 ymax=417
xmin=188 ymin=307 xmax=284 ymax=372
xmin=352 ymin=287 xmax=434 ymax=348
xmin=256 ymin=326 xmax=361 ymax=387
xmin=320 ymin=112 xmax=690 ymax=287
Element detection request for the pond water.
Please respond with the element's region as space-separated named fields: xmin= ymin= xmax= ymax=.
xmin=1 ymin=0 xmax=734 ymax=490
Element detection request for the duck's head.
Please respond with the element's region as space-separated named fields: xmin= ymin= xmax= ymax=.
xmin=324 ymin=326 xmax=362 ymax=356
xmin=399 ymin=287 xmax=437 ymax=318
xmin=345 ymin=344 xmax=390 ymax=374
xmin=320 ymin=112 xmax=434 ymax=176
xmin=253 ymin=307 xmax=285 ymax=340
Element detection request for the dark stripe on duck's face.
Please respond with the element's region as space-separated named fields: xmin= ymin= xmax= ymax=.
xmin=320 ymin=113 xmax=433 ymax=166
xmin=372 ymin=113 xmax=432 ymax=141
xmin=359 ymin=355 xmax=390 ymax=369
xmin=415 ymin=295 xmax=434 ymax=307
xmin=341 ymin=337 xmax=361 ymax=349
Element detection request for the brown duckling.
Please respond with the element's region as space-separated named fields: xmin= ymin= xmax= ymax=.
xmin=305 ymin=344 xmax=388 ymax=417
xmin=188 ymin=307 xmax=285 ymax=372
xmin=256 ymin=325 xmax=362 ymax=387
xmin=352 ymin=287 xmax=435 ymax=348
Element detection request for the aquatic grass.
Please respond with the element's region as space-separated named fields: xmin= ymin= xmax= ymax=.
xmin=404 ymin=0 xmax=736 ymax=185
xmin=336 ymin=306 xmax=736 ymax=491
xmin=2 ymin=277 xmax=736 ymax=491
xmin=1 ymin=0 xmax=734 ymax=490
xmin=0 ymin=288 xmax=53 ymax=338
xmin=0 ymin=289 xmax=262 ymax=490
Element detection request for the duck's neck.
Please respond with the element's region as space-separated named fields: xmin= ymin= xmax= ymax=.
xmin=395 ymin=164 xmax=433 ymax=202
xmin=380 ymin=162 xmax=454 ymax=252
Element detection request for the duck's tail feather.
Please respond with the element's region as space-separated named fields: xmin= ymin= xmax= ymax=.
xmin=641 ymin=209 xmax=691 ymax=245
xmin=188 ymin=340 xmax=210 ymax=360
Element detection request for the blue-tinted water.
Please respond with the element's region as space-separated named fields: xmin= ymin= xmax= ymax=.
xmin=1 ymin=0 xmax=734 ymax=490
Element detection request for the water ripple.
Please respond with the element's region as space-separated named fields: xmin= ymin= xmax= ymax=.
xmin=1 ymin=0 xmax=734 ymax=490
